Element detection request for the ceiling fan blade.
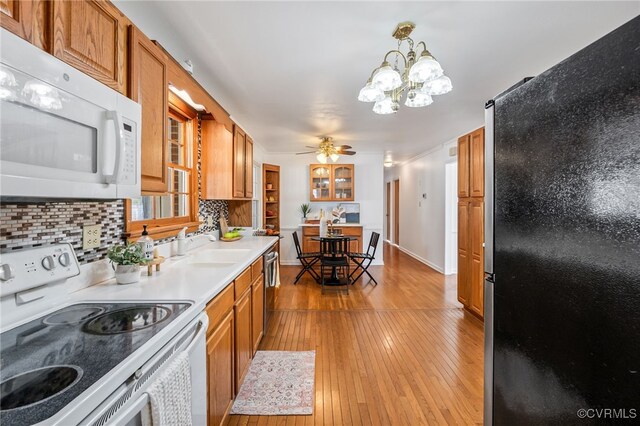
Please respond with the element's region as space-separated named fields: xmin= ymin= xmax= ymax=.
xmin=340 ymin=151 xmax=357 ymax=155
xmin=306 ymin=145 xmax=318 ymax=149
xmin=335 ymin=145 xmax=352 ymax=150
xmin=295 ymin=151 xmax=316 ymax=155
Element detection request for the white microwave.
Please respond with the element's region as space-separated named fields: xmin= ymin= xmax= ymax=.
xmin=0 ymin=29 xmax=141 ymax=199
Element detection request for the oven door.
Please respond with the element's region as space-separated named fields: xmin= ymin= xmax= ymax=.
xmin=80 ymin=313 xmax=208 ymax=426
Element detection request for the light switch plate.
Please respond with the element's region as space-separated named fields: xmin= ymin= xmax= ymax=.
xmin=83 ymin=225 xmax=102 ymax=250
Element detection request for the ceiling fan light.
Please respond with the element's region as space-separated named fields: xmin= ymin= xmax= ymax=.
xmin=358 ymin=80 xmax=384 ymax=102
xmin=316 ymin=153 xmax=328 ymax=164
xmin=372 ymin=63 xmax=402 ymax=91
xmin=405 ymin=89 xmax=433 ymax=108
xmin=330 ymin=153 xmax=340 ymax=162
xmin=422 ymin=75 xmax=453 ymax=95
xmin=408 ymin=53 xmax=443 ymax=83
xmin=373 ymin=96 xmax=398 ymax=115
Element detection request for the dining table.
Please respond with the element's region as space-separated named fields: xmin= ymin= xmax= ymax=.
xmin=311 ymin=235 xmax=357 ymax=285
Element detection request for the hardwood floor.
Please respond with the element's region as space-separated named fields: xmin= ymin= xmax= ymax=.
xmin=227 ymin=243 xmax=484 ymax=425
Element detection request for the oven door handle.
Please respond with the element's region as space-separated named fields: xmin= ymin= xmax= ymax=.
xmin=105 ymin=110 xmax=124 ymax=185
xmin=109 ymin=392 xmax=149 ymax=426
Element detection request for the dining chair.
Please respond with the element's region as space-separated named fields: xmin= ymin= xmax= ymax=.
xmin=291 ymin=232 xmax=320 ymax=284
xmin=320 ymin=237 xmax=350 ymax=294
xmin=349 ymin=232 xmax=380 ymax=285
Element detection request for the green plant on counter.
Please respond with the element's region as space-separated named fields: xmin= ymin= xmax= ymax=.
xmin=107 ymin=243 xmax=148 ymax=265
xmin=299 ymin=203 xmax=311 ymax=218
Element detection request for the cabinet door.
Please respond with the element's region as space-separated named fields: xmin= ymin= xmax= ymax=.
xmin=458 ymin=135 xmax=470 ymax=198
xmin=470 ymin=128 xmax=485 ymax=197
xmin=457 ymin=200 xmax=470 ymax=306
xmin=469 ymin=200 xmax=484 ymax=317
xmin=234 ymin=287 xmax=252 ymax=392
xmin=310 ymin=165 xmax=332 ymax=201
xmin=201 ymin=120 xmax=233 ymax=199
xmin=52 ymin=0 xmax=128 ymax=94
xmin=129 ymin=26 xmax=168 ymax=192
xmin=233 ymin=127 xmax=246 ymax=198
xmin=251 ymin=276 xmax=264 ymax=354
xmin=244 ymin=136 xmax=253 ymax=198
xmin=207 ymin=309 xmax=234 ymax=426
xmin=332 ymin=164 xmax=354 ymax=201
xmin=0 ymin=0 xmax=33 ymax=42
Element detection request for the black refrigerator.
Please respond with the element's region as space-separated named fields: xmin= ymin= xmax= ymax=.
xmin=484 ymin=16 xmax=640 ymax=425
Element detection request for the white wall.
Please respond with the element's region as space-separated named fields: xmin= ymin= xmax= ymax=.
xmin=384 ymin=139 xmax=458 ymax=274
xmin=263 ymin=152 xmax=385 ymax=266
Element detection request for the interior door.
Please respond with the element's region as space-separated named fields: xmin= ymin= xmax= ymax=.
xmin=386 ymin=182 xmax=391 ymax=241
xmin=393 ymin=179 xmax=400 ymax=245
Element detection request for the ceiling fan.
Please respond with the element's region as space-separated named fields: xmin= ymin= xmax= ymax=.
xmin=296 ymin=137 xmax=356 ymax=163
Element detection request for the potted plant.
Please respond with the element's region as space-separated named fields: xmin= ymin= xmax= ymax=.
xmin=299 ymin=203 xmax=311 ymax=223
xmin=107 ymin=243 xmax=147 ymax=284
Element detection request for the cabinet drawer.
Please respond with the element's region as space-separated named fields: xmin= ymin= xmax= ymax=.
xmin=205 ymin=283 xmax=234 ymax=336
xmin=234 ymin=267 xmax=252 ymax=299
xmin=251 ymin=257 xmax=263 ymax=281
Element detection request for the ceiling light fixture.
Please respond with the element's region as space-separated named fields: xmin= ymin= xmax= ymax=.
xmin=358 ymin=22 xmax=452 ymax=114
xmin=315 ymin=137 xmax=341 ymax=163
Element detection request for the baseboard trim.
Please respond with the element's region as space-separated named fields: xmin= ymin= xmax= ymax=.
xmin=396 ymin=246 xmax=444 ymax=274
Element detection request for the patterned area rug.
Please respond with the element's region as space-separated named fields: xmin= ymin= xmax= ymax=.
xmin=230 ymin=350 xmax=315 ymax=415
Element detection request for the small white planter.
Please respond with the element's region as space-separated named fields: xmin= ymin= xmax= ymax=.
xmin=114 ymin=264 xmax=141 ymax=285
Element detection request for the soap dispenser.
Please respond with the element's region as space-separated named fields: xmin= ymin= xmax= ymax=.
xmin=138 ymin=225 xmax=154 ymax=261
xmin=176 ymin=227 xmax=188 ymax=256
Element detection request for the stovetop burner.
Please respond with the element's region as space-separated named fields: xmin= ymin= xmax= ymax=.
xmin=0 ymin=365 xmax=83 ymax=411
xmin=43 ymin=306 xmax=105 ymax=325
xmin=83 ymin=306 xmax=172 ymax=335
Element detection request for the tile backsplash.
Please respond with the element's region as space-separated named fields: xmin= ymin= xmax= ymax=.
xmin=0 ymin=200 xmax=125 ymax=263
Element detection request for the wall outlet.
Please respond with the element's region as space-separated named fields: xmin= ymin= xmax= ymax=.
xmin=83 ymin=224 xmax=102 ymax=250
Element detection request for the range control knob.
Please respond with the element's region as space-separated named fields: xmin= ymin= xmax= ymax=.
xmin=41 ymin=255 xmax=55 ymax=271
xmin=0 ymin=264 xmax=14 ymax=281
xmin=58 ymin=252 xmax=71 ymax=267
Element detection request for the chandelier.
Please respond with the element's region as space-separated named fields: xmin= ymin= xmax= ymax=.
xmin=358 ymin=22 xmax=452 ymax=114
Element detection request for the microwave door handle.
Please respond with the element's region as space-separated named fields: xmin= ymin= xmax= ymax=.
xmin=105 ymin=110 xmax=124 ymax=184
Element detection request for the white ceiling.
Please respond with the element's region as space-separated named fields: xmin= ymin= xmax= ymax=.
xmin=115 ymin=1 xmax=638 ymax=161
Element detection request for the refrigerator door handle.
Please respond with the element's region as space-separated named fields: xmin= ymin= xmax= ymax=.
xmin=484 ymin=102 xmax=495 ymax=274
xmin=484 ymin=276 xmax=494 ymax=426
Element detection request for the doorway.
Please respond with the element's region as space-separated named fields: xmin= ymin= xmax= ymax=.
xmin=386 ymin=182 xmax=391 ymax=241
xmin=393 ymin=179 xmax=400 ymax=245
xmin=445 ymin=162 xmax=458 ymax=274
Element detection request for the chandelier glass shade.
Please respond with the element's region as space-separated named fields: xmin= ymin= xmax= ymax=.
xmin=358 ymin=22 xmax=452 ymax=114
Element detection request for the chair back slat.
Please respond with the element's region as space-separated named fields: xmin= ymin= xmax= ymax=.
xmin=366 ymin=232 xmax=380 ymax=257
xmin=292 ymin=231 xmax=303 ymax=257
xmin=320 ymin=237 xmax=350 ymax=258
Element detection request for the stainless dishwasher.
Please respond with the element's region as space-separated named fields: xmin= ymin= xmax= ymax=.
xmin=263 ymin=245 xmax=279 ymax=329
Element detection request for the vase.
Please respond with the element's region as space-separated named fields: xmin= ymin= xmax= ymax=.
xmin=114 ymin=264 xmax=141 ymax=285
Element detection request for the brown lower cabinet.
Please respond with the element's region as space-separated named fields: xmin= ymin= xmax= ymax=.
xmin=301 ymin=225 xmax=362 ymax=266
xmin=206 ymin=310 xmax=234 ymax=426
xmin=457 ymin=199 xmax=484 ymax=319
xmin=234 ymin=286 xmax=252 ymax=393
xmin=205 ymin=255 xmax=266 ymax=425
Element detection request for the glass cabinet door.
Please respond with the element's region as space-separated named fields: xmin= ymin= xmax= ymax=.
xmin=332 ymin=165 xmax=354 ymax=200
xmin=310 ymin=165 xmax=332 ymax=200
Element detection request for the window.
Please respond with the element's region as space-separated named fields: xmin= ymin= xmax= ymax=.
xmin=126 ymin=93 xmax=199 ymax=239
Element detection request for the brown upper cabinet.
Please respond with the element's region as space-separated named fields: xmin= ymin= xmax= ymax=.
xmin=52 ymin=0 xmax=128 ymax=94
xmin=232 ymin=126 xmax=253 ymax=199
xmin=457 ymin=134 xmax=470 ymax=198
xmin=1 ymin=0 xmax=35 ymax=42
xmin=202 ymin=119 xmax=234 ymax=199
xmin=309 ymin=164 xmax=355 ymax=202
xmin=469 ymin=128 xmax=485 ymax=197
xmin=129 ymin=26 xmax=168 ymax=193
xmin=458 ymin=127 xmax=484 ymax=198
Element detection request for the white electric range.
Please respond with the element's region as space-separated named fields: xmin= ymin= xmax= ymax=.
xmin=0 ymin=244 xmax=208 ymax=426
